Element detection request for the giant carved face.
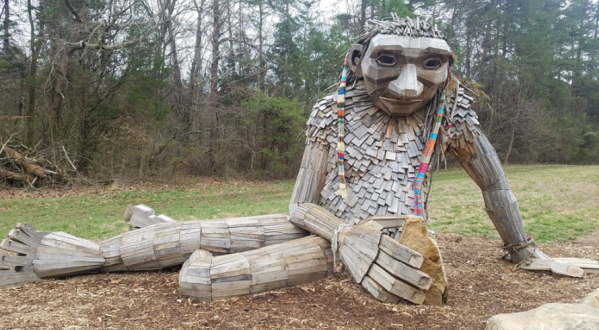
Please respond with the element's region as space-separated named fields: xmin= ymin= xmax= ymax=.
xmin=359 ymin=34 xmax=451 ymax=116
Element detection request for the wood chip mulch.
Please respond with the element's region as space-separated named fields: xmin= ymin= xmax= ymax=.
xmin=1 ymin=234 xmax=598 ymax=330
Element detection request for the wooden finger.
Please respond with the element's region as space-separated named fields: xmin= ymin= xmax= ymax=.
xmin=379 ymin=235 xmax=424 ymax=268
xmin=375 ymin=249 xmax=431 ymax=290
xmin=367 ymin=263 xmax=426 ymax=305
xmin=361 ymin=275 xmax=400 ymax=303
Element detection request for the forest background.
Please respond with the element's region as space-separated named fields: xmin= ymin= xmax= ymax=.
xmin=1 ymin=0 xmax=598 ymax=184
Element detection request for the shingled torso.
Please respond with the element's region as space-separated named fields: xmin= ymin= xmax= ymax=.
xmin=305 ymin=81 xmax=480 ymax=224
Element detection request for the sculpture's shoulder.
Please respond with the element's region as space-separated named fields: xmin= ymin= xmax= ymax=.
xmin=305 ymin=92 xmax=336 ymax=142
xmin=305 ymin=83 xmax=371 ymax=145
xmin=446 ymin=85 xmax=479 ymax=128
xmin=442 ymin=83 xmax=486 ymax=157
xmin=444 ymin=84 xmax=482 ymax=140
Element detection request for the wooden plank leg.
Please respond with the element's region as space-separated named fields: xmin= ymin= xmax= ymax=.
xmin=180 ymin=250 xmax=214 ymax=301
xmin=33 ymin=232 xmax=105 ymax=278
xmin=179 ymin=236 xmax=333 ymax=301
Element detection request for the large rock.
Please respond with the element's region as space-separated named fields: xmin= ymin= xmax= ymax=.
xmin=580 ymin=288 xmax=599 ymax=309
xmin=399 ymin=216 xmax=448 ymax=306
xmin=485 ymin=303 xmax=599 ymax=330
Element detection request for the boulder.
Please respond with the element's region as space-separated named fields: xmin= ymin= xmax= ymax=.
xmin=485 ymin=303 xmax=599 ymax=330
xmin=399 ymin=216 xmax=448 ymax=305
xmin=580 ymin=288 xmax=599 ymax=309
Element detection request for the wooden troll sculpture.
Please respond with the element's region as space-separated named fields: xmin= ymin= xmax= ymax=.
xmin=1 ymin=17 xmax=590 ymax=306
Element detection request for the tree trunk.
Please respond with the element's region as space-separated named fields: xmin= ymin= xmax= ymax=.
xmin=190 ymin=0 xmax=205 ymax=138
xmin=209 ymin=0 xmax=223 ymax=172
xmin=26 ymin=0 xmax=43 ymax=146
xmin=258 ymin=0 xmax=266 ymax=91
xmin=573 ymin=0 xmax=588 ymax=93
xmin=166 ymin=0 xmax=186 ymax=123
xmin=3 ymin=0 xmax=9 ymax=53
xmin=359 ymin=0 xmax=368 ymax=31
xmin=50 ymin=44 xmax=84 ymax=122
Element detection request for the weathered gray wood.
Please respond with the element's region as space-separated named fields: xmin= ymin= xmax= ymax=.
xmin=210 ymin=254 xmax=251 ymax=299
xmin=127 ymin=204 xmax=178 ymax=230
xmin=521 ymin=259 xmax=584 ymax=278
xmin=1 ymin=238 xmax=36 ymax=255
xmin=33 ymin=233 xmax=104 ymax=278
xmin=367 ymin=263 xmax=426 ymax=305
xmin=179 ymin=236 xmax=332 ymax=301
xmin=0 ymin=224 xmax=43 ymax=286
xmin=282 ymin=238 xmax=329 ymax=286
xmin=98 ymin=234 xmax=124 ymax=270
xmin=34 ymin=233 xmax=102 ymax=273
xmin=361 ymin=275 xmax=400 ymax=304
xmin=247 ymin=251 xmax=288 ymax=293
xmin=0 ymin=266 xmax=40 ymax=287
xmin=364 ymin=215 xmax=406 ymax=231
xmin=1 ymin=253 xmax=32 ymax=267
xmin=211 ymin=254 xmax=251 ymax=281
xmin=179 ymin=220 xmax=202 ymax=254
xmin=179 ymin=250 xmax=214 ymax=301
xmin=120 ymin=227 xmax=160 ymax=270
xmin=199 ymin=221 xmax=231 ymax=254
xmin=7 ymin=228 xmax=40 ymax=249
xmin=226 ymin=218 xmax=266 ymax=253
xmin=338 ymin=240 xmax=372 ymax=283
xmin=379 ymin=235 xmax=424 ymax=268
xmin=554 ymin=258 xmax=599 ymax=274
xmin=289 ymin=132 xmax=331 ymax=216
xmin=128 ymin=204 xmax=156 ymax=228
xmin=153 ymin=223 xmax=184 ymax=267
xmin=257 ymin=214 xmax=307 ymax=245
xmin=33 ymin=260 xmax=104 ymax=278
xmin=44 ymin=232 xmax=100 ymax=250
xmin=375 ymin=250 xmax=431 ymax=290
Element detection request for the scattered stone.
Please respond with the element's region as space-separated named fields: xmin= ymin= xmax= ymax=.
xmin=484 ymin=303 xmax=599 ymax=330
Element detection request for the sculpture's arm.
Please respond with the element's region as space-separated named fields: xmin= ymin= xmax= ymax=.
xmin=443 ymin=109 xmax=540 ymax=263
xmin=288 ymin=137 xmax=331 ymax=215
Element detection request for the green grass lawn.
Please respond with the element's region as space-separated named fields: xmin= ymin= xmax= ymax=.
xmin=0 ymin=165 xmax=597 ymax=243
xmin=427 ymin=165 xmax=599 ymax=242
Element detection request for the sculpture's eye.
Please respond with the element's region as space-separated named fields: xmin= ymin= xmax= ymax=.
xmin=424 ymin=57 xmax=442 ymax=69
xmin=376 ymin=54 xmax=396 ymax=66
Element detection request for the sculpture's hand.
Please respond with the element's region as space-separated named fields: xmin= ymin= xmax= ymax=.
xmin=290 ymin=203 xmax=431 ymax=304
xmin=339 ymin=219 xmax=431 ymax=304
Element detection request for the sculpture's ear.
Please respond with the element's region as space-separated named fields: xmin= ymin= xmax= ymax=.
xmin=348 ymin=44 xmax=363 ymax=77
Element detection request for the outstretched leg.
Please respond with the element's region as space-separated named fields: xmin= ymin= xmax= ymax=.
xmin=0 ymin=213 xmax=308 ymax=287
xmin=180 ymin=235 xmax=333 ymax=301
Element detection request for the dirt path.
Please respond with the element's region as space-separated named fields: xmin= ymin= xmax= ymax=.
xmin=1 ymin=234 xmax=598 ymax=330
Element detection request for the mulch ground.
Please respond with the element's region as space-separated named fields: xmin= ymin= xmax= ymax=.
xmin=1 ymin=233 xmax=597 ymax=330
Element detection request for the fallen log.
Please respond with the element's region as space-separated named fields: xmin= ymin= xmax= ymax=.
xmin=3 ymin=146 xmax=47 ymax=179
xmin=0 ymin=167 xmax=35 ymax=183
xmin=0 ymin=139 xmax=73 ymax=187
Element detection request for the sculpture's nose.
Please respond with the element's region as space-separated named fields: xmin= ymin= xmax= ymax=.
xmin=388 ymin=64 xmax=423 ymax=99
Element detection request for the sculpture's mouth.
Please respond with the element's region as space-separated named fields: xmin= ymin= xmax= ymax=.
xmin=377 ymin=95 xmax=424 ymax=116
xmin=379 ymin=96 xmax=422 ymax=105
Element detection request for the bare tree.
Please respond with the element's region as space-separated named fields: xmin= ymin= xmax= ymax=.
xmin=2 ymin=0 xmax=9 ymax=53
xmin=49 ymin=0 xmax=166 ymax=123
xmin=26 ymin=0 xmax=44 ymax=146
xmin=208 ymin=0 xmax=224 ymax=172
